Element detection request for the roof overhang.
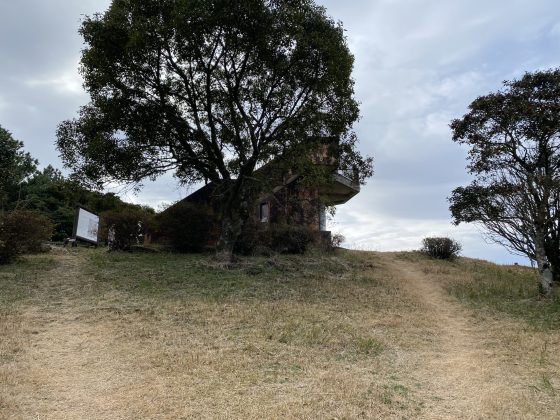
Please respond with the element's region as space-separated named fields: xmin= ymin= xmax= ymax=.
xmin=319 ymin=173 xmax=360 ymax=205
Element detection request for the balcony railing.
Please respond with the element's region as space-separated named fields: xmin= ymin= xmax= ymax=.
xmin=333 ymin=172 xmax=360 ymax=192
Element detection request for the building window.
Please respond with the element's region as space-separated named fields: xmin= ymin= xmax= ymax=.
xmin=260 ymin=202 xmax=269 ymax=223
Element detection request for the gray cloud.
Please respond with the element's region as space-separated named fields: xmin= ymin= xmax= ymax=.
xmin=1 ymin=0 xmax=560 ymax=264
xmin=0 ymin=0 xmax=110 ymax=164
xmin=317 ymin=0 xmax=560 ymax=263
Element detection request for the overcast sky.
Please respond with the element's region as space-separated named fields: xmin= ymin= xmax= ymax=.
xmin=1 ymin=0 xmax=560 ymax=263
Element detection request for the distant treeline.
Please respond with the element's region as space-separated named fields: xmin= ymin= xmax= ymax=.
xmin=1 ymin=124 xmax=153 ymax=241
xmin=7 ymin=166 xmax=153 ymax=241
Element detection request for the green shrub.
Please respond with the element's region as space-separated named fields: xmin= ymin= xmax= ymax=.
xmin=236 ymin=224 xmax=315 ymax=255
xmin=156 ymin=202 xmax=217 ymax=253
xmin=101 ymin=209 xmax=153 ymax=251
xmin=331 ymin=233 xmax=345 ymax=248
xmin=234 ymin=221 xmax=260 ymax=255
xmin=421 ymin=237 xmax=462 ymax=260
xmin=270 ymin=225 xmax=314 ymax=254
xmin=0 ymin=210 xmax=53 ymax=264
xmin=318 ymin=232 xmax=345 ymax=252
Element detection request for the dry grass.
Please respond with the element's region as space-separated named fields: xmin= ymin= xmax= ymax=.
xmin=393 ymin=252 xmax=560 ymax=417
xmin=398 ymin=251 xmax=560 ymax=329
xmin=0 ymin=247 xmax=559 ymax=419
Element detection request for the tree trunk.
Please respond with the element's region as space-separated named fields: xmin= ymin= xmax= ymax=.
xmin=544 ymin=236 xmax=560 ymax=284
xmin=215 ymin=214 xmax=242 ymax=263
xmin=215 ymin=180 xmax=252 ymax=263
xmin=535 ymin=232 xmax=554 ymax=297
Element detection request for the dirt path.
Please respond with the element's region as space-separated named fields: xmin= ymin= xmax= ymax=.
xmin=11 ymin=249 xmax=141 ymax=420
xmin=3 ymin=250 xmax=557 ymax=418
xmin=377 ymin=253 xmax=504 ymax=418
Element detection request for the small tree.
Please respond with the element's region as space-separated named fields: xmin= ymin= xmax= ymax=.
xmin=421 ymin=237 xmax=461 ymax=260
xmin=0 ymin=210 xmax=53 ymax=264
xmin=449 ymin=69 xmax=560 ymax=297
xmin=56 ymin=0 xmax=373 ymax=260
xmin=0 ymin=125 xmax=37 ymax=211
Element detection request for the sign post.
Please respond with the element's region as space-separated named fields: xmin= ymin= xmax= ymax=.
xmin=72 ymin=205 xmax=100 ymax=245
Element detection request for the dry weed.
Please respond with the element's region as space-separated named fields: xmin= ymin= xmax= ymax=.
xmin=0 ymin=249 xmax=558 ymax=419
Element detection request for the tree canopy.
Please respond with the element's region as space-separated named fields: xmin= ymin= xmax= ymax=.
xmin=0 ymin=125 xmax=37 ymax=210
xmin=449 ymin=69 xmax=560 ymax=296
xmin=16 ymin=166 xmax=153 ymax=241
xmin=56 ymin=0 xmax=373 ymax=254
xmin=0 ymin=125 xmax=153 ymax=241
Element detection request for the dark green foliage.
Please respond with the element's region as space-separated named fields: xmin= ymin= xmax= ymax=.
xmin=0 ymin=210 xmax=53 ymax=264
xmin=236 ymin=223 xmax=315 ymax=255
xmin=0 ymin=125 xmax=37 ymax=210
xmin=57 ymin=0 xmax=373 ymax=254
xmin=0 ymin=127 xmax=154 ymax=242
xmin=12 ymin=166 xmax=154 ymax=241
xmin=16 ymin=166 xmax=74 ymax=241
xmin=101 ymin=209 xmax=154 ymax=251
xmin=316 ymin=232 xmax=345 ymax=253
xmin=269 ymin=225 xmax=315 ymax=254
xmin=234 ymin=221 xmax=261 ymax=255
xmin=449 ymin=69 xmax=560 ymax=289
xmin=156 ymin=202 xmax=217 ymax=253
xmin=331 ymin=233 xmax=345 ymax=248
xmin=421 ymin=237 xmax=462 ymax=260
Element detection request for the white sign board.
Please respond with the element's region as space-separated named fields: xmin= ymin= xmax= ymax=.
xmin=74 ymin=207 xmax=99 ymax=243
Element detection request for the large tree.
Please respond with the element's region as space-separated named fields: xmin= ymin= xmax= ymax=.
xmin=449 ymin=69 xmax=560 ymax=297
xmin=57 ymin=0 xmax=373 ymax=257
xmin=0 ymin=125 xmax=37 ymax=211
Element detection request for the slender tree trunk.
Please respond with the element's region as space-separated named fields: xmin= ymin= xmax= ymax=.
xmin=215 ymin=180 xmax=252 ymax=263
xmin=535 ymin=232 xmax=554 ymax=297
xmin=544 ymin=235 xmax=560 ymax=284
xmin=216 ymin=214 xmax=242 ymax=263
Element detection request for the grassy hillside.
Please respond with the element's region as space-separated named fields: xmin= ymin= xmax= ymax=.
xmin=397 ymin=252 xmax=560 ymax=330
xmin=1 ymin=248 xmax=559 ymax=418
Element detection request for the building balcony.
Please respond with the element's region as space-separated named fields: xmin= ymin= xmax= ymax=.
xmin=319 ymin=172 xmax=360 ymax=205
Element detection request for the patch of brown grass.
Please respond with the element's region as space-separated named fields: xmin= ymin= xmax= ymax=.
xmin=1 ymin=248 xmax=559 ymax=418
xmin=390 ymin=251 xmax=560 ymax=418
xmin=0 ymin=256 xmax=53 ymax=417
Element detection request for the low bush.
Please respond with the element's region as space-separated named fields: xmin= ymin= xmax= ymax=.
xmin=101 ymin=209 xmax=154 ymax=251
xmin=331 ymin=233 xmax=345 ymax=248
xmin=156 ymin=202 xmax=217 ymax=253
xmin=269 ymin=225 xmax=315 ymax=254
xmin=0 ymin=210 xmax=53 ymax=264
xmin=320 ymin=232 xmax=345 ymax=252
xmin=234 ymin=221 xmax=260 ymax=255
xmin=236 ymin=224 xmax=315 ymax=255
xmin=421 ymin=237 xmax=462 ymax=260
